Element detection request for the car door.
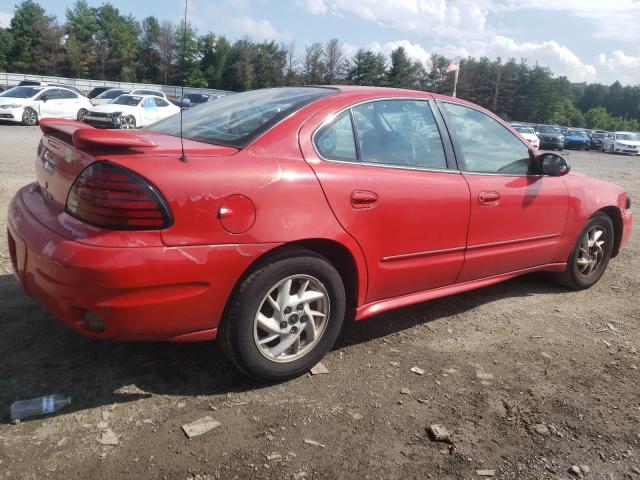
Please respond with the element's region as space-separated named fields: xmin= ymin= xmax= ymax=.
xmin=57 ymin=89 xmax=81 ymax=119
xmin=436 ymin=100 xmax=569 ymax=282
xmin=300 ymin=98 xmax=471 ymax=303
xmin=37 ymin=89 xmax=62 ymax=117
xmin=153 ymin=97 xmax=172 ymax=121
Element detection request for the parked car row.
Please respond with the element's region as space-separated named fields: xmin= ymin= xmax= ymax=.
xmin=0 ymin=83 xmax=223 ymax=127
xmin=510 ymin=121 xmax=640 ymax=155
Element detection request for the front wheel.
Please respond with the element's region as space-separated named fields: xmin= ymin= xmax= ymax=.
xmin=22 ymin=108 xmax=38 ymax=126
xmin=551 ymin=212 xmax=614 ymax=290
xmin=77 ymin=108 xmax=88 ymax=121
xmin=120 ymin=115 xmax=136 ymax=129
xmin=219 ymin=248 xmax=346 ymax=381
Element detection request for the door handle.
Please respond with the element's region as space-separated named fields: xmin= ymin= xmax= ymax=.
xmin=351 ymin=190 xmax=378 ymax=209
xmin=478 ymin=191 xmax=501 ymax=206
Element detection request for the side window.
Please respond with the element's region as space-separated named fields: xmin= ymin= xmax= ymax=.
xmin=441 ymin=102 xmax=531 ymax=174
xmin=351 ymin=100 xmax=447 ymax=169
xmin=314 ymin=111 xmax=357 ymax=161
xmin=143 ymin=98 xmax=157 ymax=110
xmin=40 ymin=89 xmax=60 ymax=101
xmin=153 ymin=97 xmax=169 ymax=107
xmin=59 ymin=89 xmax=78 ymax=99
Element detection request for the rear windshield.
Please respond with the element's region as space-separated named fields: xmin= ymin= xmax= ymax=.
xmin=567 ymin=130 xmax=587 ymax=137
xmin=538 ymin=125 xmax=561 ymax=134
xmin=97 ymin=89 xmax=129 ymax=100
xmin=591 ymin=133 xmax=605 ymax=138
xmin=148 ymin=87 xmax=336 ymax=148
xmin=514 ymin=126 xmax=534 ymax=134
xmin=0 ymin=86 xmax=43 ymax=98
xmin=112 ymin=95 xmax=142 ymax=106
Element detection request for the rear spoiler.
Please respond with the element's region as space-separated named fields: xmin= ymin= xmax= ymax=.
xmin=39 ymin=118 xmax=157 ymax=149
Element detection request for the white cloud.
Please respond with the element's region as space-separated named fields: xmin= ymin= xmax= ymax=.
xmin=498 ymin=0 xmax=640 ymax=42
xmin=596 ymin=50 xmax=640 ymax=85
xmin=348 ymin=35 xmax=597 ymax=83
xmin=298 ymin=0 xmax=491 ymax=39
xmin=483 ymin=36 xmax=597 ymax=82
xmin=0 ymin=11 xmax=12 ymax=28
xmin=227 ymin=16 xmax=291 ymax=40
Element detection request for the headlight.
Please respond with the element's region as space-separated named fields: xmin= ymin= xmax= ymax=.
xmin=0 ymin=104 xmax=22 ymax=109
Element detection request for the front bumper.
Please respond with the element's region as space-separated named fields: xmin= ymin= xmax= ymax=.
xmin=613 ymin=145 xmax=640 ymax=155
xmin=0 ymin=107 xmax=23 ymax=123
xmin=8 ymin=185 xmax=280 ymax=342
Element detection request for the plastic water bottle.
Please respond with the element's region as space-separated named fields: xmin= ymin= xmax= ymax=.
xmin=10 ymin=395 xmax=71 ymax=421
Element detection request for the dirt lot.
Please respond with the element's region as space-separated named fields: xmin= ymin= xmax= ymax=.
xmin=0 ymin=124 xmax=638 ymax=480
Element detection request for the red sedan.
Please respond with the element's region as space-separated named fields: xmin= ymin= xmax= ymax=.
xmin=7 ymin=86 xmax=633 ymax=380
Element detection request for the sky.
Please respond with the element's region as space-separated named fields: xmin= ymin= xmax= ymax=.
xmin=1 ymin=0 xmax=639 ymax=85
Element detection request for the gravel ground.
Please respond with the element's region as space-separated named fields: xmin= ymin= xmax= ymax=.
xmin=0 ymin=124 xmax=638 ymax=480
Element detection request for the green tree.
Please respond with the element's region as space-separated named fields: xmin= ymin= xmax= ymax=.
xmin=7 ymin=0 xmax=64 ymax=74
xmin=93 ymin=4 xmax=140 ymax=81
xmin=64 ymin=0 xmax=98 ymax=77
xmin=347 ymin=49 xmax=386 ymax=86
xmin=387 ymin=47 xmax=413 ymax=88
xmin=138 ymin=16 xmax=162 ymax=82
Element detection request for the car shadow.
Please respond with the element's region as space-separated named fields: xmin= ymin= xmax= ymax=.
xmin=0 ymin=271 xmax=567 ymax=423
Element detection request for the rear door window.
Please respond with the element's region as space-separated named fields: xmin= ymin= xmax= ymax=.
xmin=351 ymin=100 xmax=447 ymax=169
xmin=314 ymin=111 xmax=357 ymax=161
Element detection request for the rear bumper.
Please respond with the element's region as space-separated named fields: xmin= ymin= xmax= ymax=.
xmin=8 ymin=186 xmax=280 ymax=341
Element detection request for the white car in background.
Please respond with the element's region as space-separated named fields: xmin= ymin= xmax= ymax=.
xmin=130 ymin=88 xmax=168 ymax=100
xmin=83 ymin=94 xmax=180 ymax=129
xmin=0 ymin=85 xmax=93 ymax=126
xmin=91 ymin=88 xmax=131 ymax=105
xmin=512 ymin=124 xmax=540 ymax=149
xmin=602 ymin=131 xmax=640 ymax=155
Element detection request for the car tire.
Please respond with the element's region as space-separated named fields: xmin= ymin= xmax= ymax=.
xmin=218 ymin=248 xmax=346 ymax=381
xmin=551 ymin=212 xmax=614 ymax=290
xmin=22 ymin=108 xmax=38 ymax=126
xmin=121 ymin=115 xmax=136 ymax=129
xmin=77 ymin=108 xmax=88 ymax=122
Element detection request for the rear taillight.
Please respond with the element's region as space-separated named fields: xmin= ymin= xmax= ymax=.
xmin=66 ymin=162 xmax=172 ymax=230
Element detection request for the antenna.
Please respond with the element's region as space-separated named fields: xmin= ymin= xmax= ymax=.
xmin=179 ymin=0 xmax=188 ymax=162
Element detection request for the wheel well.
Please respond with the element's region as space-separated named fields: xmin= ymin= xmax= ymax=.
xmin=222 ymin=239 xmax=360 ymax=327
xmin=598 ymin=206 xmax=623 ymax=257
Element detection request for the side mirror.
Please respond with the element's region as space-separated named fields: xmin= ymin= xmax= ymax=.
xmin=40 ymin=95 xmax=48 ymax=102
xmin=539 ymin=153 xmax=570 ymax=176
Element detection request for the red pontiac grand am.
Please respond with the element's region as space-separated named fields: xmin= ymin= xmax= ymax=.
xmin=7 ymin=86 xmax=633 ymax=380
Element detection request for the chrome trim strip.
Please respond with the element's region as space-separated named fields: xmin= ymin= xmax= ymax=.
xmin=381 ymin=245 xmax=466 ymax=263
xmin=466 ymin=233 xmax=561 ymax=251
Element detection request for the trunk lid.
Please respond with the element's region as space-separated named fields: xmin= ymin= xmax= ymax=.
xmin=29 ymin=119 xmax=239 ymax=242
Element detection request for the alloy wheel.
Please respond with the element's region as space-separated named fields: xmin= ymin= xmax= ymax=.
xmin=121 ymin=116 xmax=135 ymax=129
xmin=23 ymin=109 xmax=37 ymax=126
xmin=576 ymin=226 xmax=607 ymax=277
xmin=253 ymin=275 xmax=329 ymax=363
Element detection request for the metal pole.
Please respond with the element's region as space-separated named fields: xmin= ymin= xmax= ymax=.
xmin=453 ymin=68 xmax=459 ymax=98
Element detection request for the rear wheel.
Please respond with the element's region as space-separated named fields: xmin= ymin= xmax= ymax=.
xmin=219 ymin=248 xmax=346 ymax=381
xmin=551 ymin=212 xmax=614 ymax=290
xmin=21 ymin=108 xmax=38 ymax=126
